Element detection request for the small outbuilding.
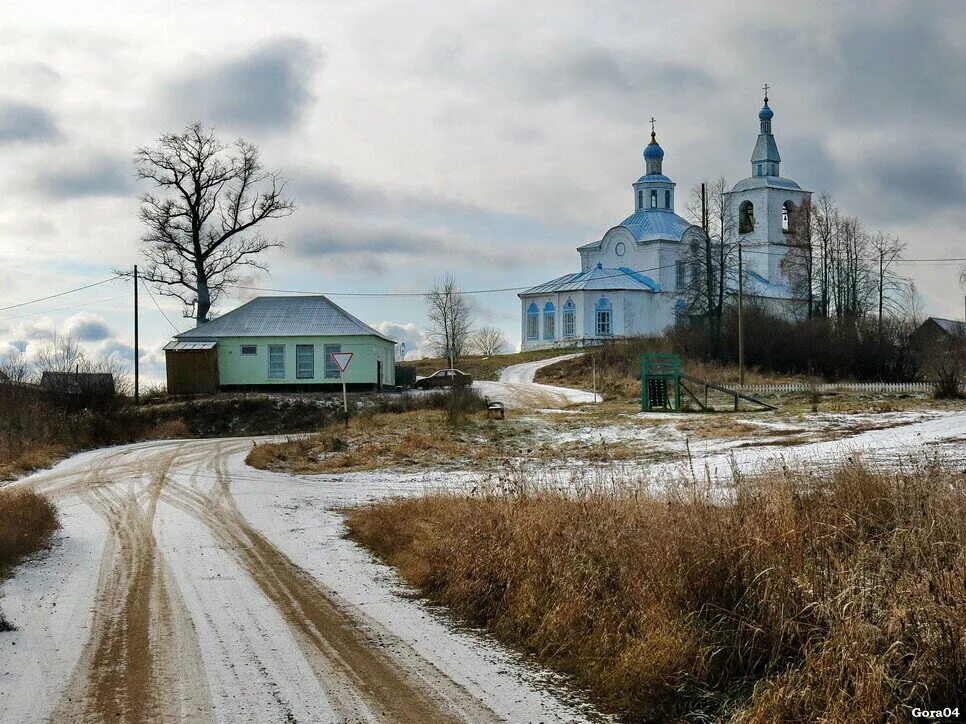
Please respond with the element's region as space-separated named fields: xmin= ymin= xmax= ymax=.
xmin=164 ymin=295 xmax=396 ymax=395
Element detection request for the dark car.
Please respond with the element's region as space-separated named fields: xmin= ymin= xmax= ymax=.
xmin=413 ymin=368 xmax=474 ymax=389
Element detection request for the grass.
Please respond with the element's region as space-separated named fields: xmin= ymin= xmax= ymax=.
xmin=407 ymin=346 xmax=581 ymax=381
xmin=346 ymin=459 xmax=966 ymax=722
xmin=0 ymin=487 xmax=60 ymax=631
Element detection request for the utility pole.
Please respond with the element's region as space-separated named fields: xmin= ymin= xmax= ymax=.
xmin=134 ymin=264 xmax=139 ymax=404
xmin=737 ymin=241 xmax=745 ymax=387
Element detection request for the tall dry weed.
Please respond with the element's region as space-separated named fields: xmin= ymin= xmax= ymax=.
xmin=347 ymin=459 xmax=966 ymax=721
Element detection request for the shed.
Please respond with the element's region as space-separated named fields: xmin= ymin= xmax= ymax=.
xmin=165 ymin=295 xmax=396 ymax=394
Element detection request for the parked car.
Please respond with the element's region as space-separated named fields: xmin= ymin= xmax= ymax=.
xmin=413 ymin=368 xmax=474 ymax=389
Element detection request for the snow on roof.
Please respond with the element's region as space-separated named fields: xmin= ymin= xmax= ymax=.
xmin=520 ymin=264 xmax=660 ymax=296
xmin=925 ymin=317 xmax=966 ymax=337
xmin=175 ymin=296 xmax=395 ymax=342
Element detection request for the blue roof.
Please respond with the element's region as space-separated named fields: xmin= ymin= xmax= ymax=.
xmin=751 ymin=133 xmax=781 ymax=164
xmin=635 ymin=174 xmax=673 ymax=184
xmin=643 ymin=133 xmax=664 ymax=159
xmin=520 ymin=264 xmax=661 ymax=296
xmin=618 ymin=208 xmax=695 ymax=243
xmin=730 ymin=175 xmax=804 ymax=193
xmin=758 ymin=102 xmax=774 ymax=121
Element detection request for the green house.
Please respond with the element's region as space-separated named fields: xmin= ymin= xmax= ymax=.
xmin=163 ymin=295 xmax=396 ymax=394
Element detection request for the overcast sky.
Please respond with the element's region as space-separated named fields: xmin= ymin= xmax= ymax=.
xmin=0 ymin=0 xmax=964 ymax=378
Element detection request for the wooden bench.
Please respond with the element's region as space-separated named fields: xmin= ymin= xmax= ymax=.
xmin=486 ymin=399 xmax=506 ymax=420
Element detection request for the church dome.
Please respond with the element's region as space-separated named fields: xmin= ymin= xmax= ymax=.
xmin=758 ymin=101 xmax=774 ymax=121
xmin=643 ymin=131 xmax=664 ymax=160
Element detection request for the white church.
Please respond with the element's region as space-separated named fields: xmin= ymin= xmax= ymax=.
xmin=519 ymin=93 xmax=811 ymax=350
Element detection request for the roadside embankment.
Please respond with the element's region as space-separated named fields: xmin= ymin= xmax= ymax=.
xmin=0 ymin=488 xmax=60 ymax=630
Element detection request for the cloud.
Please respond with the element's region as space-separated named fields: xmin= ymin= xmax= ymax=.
xmin=373 ymin=321 xmax=430 ymax=359
xmin=12 ymin=317 xmax=57 ymax=342
xmin=163 ymin=38 xmax=320 ymax=131
xmin=35 ymin=155 xmax=131 ymax=199
xmin=0 ymin=101 xmax=60 ymax=144
xmin=63 ymin=312 xmax=114 ymax=342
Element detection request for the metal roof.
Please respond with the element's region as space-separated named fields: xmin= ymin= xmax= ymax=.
xmin=929 ymin=317 xmax=966 ymax=337
xmin=163 ymin=340 xmax=218 ymax=351
xmin=729 ymin=175 xmax=804 ymax=193
xmin=175 ymin=296 xmax=395 ymax=342
xmin=520 ymin=264 xmax=660 ymax=296
xmin=751 ymin=133 xmax=781 ymax=164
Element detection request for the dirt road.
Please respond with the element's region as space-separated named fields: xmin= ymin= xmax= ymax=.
xmin=473 ymin=353 xmax=600 ymax=408
xmin=0 ymin=439 xmax=600 ymax=723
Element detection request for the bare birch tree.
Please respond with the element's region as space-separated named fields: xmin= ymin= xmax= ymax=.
xmin=425 ymin=274 xmax=475 ymax=365
xmin=132 ymin=123 xmax=295 ymax=325
xmin=869 ymin=231 xmax=906 ymax=332
xmin=471 ymin=325 xmax=509 ymax=356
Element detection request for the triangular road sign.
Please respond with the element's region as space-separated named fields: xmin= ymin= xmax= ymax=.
xmin=331 ymin=351 xmax=353 ymax=373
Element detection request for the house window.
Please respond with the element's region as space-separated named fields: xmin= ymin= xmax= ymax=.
xmin=675 ymin=259 xmax=686 ymax=290
xmin=650 ymin=189 xmax=657 ymax=208
xmin=739 ymin=200 xmax=755 ymax=234
xmin=563 ymin=299 xmax=576 ymax=337
xmin=323 ymin=344 xmax=342 ymax=378
xmin=526 ymin=303 xmax=539 ymax=340
xmin=267 ymin=345 xmax=285 ymax=379
xmin=240 ymin=345 xmax=257 ymax=356
xmin=595 ymin=297 xmax=613 ymax=337
xmin=296 ymin=344 xmax=314 ymax=379
xmin=543 ymin=302 xmax=555 ymax=340
xmin=664 ymin=190 xmax=671 ymax=208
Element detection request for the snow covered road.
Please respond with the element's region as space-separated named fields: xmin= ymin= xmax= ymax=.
xmin=473 ymin=353 xmax=599 ymax=409
xmin=0 ymin=439 xmax=601 ymax=724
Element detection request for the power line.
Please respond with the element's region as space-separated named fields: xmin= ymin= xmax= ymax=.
xmin=0 ymin=293 xmax=133 ymax=321
xmin=140 ymin=279 xmax=182 ymax=334
xmin=0 ymin=276 xmax=120 ymax=312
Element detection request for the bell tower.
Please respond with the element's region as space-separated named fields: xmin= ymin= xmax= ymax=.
xmin=724 ymin=88 xmax=811 ymax=287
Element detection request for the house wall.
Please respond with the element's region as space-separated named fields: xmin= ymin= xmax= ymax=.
xmin=216 ymin=335 xmax=395 ymax=387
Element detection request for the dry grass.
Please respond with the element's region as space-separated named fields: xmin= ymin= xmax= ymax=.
xmin=247 ymin=409 xmax=507 ymax=473
xmin=0 ymin=487 xmax=61 ymax=630
xmin=408 ymin=346 xmax=581 ymax=381
xmin=347 ymin=460 xmax=966 ymax=722
xmin=0 ymin=443 xmax=67 ymax=482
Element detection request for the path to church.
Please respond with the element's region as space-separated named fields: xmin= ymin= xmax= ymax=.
xmin=2 ymin=438 xmax=596 ymax=724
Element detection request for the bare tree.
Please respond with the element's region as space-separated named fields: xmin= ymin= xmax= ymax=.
xmin=869 ymin=231 xmax=906 ymax=332
xmin=132 ymin=123 xmax=295 ymax=325
xmin=425 ymin=274 xmax=475 ymax=366
xmin=471 ymin=326 xmax=509 ymax=356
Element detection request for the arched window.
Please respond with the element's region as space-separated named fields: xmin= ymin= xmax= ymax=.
xmin=543 ymin=301 xmax=555 ymax=340
xmin=739 ymin=200 xmax=755 ymax=234
xmin=595 ymin=297 xmax=613 ymax=337
xmin=650 ymin=189 xmax=658 ymax=208
xmin=526 ymin=302 xmax=539 ymax=340
xmin=562 ymin=299 xmax=576 ymax=338
xmin=664 ymin=190 xmax=671 ymax=208
xmin=782 ymin=200 xmax=796 ymax=233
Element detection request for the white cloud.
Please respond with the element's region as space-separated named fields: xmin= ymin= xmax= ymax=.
xmin=63 ymin=312 xmax=114 ymax=342
xmin=373 ymin=321 xmax=431 ymax=360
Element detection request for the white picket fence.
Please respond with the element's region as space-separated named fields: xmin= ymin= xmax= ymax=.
xmin=737 ymin=382 xmax=937 ymax=394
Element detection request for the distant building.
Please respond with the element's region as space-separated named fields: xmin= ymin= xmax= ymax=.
xmin=164 ymin=296 xmax=396 ymax=395
xmin=519 ymin=92 xmax=809 ymax=350
xmin=911 ymin=317 xmax=966 ymax=347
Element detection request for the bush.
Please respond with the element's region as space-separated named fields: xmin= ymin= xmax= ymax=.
xmin=0 ymin=487 xmax=60 ymax=630
xmin=347 ymin=460 xmax=966 ymax=721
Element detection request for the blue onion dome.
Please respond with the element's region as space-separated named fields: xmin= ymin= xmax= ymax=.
xmin=643 ymin=131 xmax=664 ymax=160
xmin=759 ymin=100 xmax=774 ymax=121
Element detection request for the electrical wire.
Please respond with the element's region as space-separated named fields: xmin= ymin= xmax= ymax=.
xmin=0 ymin=276 xmax=121 ymax=312
xmin=140 ymin=278 xmax=182 ymax=334
xmin=0 ymin=293 xmax=133 ymax=321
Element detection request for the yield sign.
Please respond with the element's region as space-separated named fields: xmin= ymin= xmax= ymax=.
xmin=331 ymin=351 xmax=353 ymax=373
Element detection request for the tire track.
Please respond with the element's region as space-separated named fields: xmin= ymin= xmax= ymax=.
xmin=159 ymin=448 xmax=497 ymax=723
xmin=51 ymin=445 xmax=213 ymax=724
